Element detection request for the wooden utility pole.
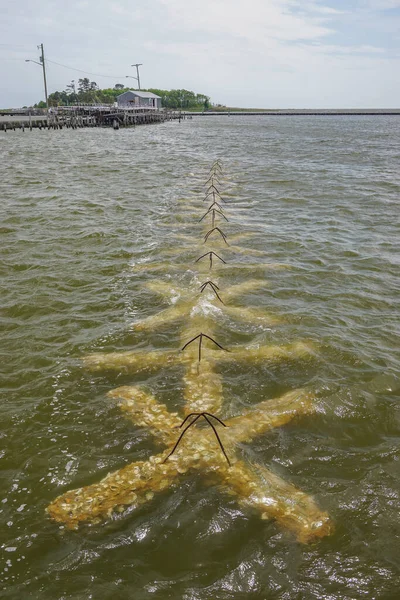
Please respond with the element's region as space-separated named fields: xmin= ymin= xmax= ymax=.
xmin=131 ymin=63 xmax=142 ymax=90
xmin=26 ymin=44 xmax=48 ymax=110
xmin=39 ymin=44 xmax=48 ymax=109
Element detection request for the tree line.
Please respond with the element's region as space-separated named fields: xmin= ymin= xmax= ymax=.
xmin=35 ymin=78 xmax=210 ymax=110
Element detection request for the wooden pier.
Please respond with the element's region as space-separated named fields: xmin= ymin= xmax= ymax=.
xmin=0 ymin=106 xmax=183 ymax=132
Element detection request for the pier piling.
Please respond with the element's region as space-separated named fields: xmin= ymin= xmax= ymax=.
xmin=1 ymin=106 xmax=182 ymax=133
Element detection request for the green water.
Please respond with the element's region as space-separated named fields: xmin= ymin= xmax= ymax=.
xmin=1 ymin=116 xmax=399 ymax=599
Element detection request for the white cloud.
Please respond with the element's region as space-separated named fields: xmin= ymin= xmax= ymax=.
xmin=303 ymin=3 xmax=346 ymax=15
xmin=311 ymin=43 xmax=385 ymax=54
xmin=158 ymin=0 xmax=334 ymax=42
xmin=364 ymin=0 xmax=400 ymax=8
xmin=0 ymin=0 xmax=399 ymax=108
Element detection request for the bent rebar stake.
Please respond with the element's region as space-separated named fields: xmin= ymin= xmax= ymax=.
xmin=207 ymin=200 xmax=224 ymax=211
xmin=179 ymin=411 xmax=227 ymax=429
xmin=163 ymin=412 xmax=231 ymax=466
xmin=199 ymin=208 xmax=228 ymax=228
xmin=195 ymin=251 xmax=227 ymax=270
xmin=206 ymin=174 xmax=222 ymax=186
xmin=181 ymin=332 xmax=229 ymax=362
xmin=199 ymin=280 xmax=225 ymax=304
xmin=206 ymin=183 xmax=221 ymax=196
xmin=199 ymin=280 xmax=220 ymax=292
xmin=210 ymin=160 xmax=223 ymax=172
xmin=204 ymin=190 xmax=226 ymax=203
xmin=202 ymin=414 xmax=231 ymax=466
xmin=204 ymin=227 xmax=229 ymax=245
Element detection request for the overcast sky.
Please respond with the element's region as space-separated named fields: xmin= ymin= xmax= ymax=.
xmin=1 ymin=0 xmax=399 ymax=108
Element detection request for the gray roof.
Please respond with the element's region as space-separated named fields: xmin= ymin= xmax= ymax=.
xmin=117 ymin=90 xmax=161 ymax=100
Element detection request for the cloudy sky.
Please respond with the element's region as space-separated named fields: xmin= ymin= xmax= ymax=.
xmin=1 ymin=0 xmax=399 ymax=108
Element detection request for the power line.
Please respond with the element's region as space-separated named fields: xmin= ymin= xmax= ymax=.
xmin=0 ymin=43 xmax=33 ymax=48
xmin=0 ymin=57 xmax=29 ymax=61
xmin=45 ymin=58 xmax=126 ymax=79
xmin=2 ymin=46 xmax=132 ymax=80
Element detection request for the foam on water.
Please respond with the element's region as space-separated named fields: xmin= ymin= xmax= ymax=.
xmin=1 ymin=116 xmax=399 ymax=599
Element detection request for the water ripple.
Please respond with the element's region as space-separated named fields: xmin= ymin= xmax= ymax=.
xmin=1 ymin=116 xmax=399 ymax=599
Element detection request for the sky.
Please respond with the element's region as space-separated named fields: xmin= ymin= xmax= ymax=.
xmin=1 ymin=0 xmax=399 ymax=108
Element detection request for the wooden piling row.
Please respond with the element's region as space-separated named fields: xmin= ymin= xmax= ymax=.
xmin=1 ymin=109 xmax=182 ymax=132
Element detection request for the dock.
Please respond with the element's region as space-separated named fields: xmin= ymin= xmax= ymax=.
xmin=0 ymin=106 xmax=183 ymax=132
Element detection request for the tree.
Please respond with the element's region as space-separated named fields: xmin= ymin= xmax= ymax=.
xmin=34 ymin=83 xmax=212 ymax=110
xmin=48 ymin=91 xmax=61 ymax=107
xmin=65 ymin=80 xmax=76 ymax=94
xmin=78 ymin=78 xmax=91 ymax=93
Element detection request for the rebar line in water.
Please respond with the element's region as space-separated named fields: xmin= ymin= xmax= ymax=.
xmin=205 ymin=174 xmax=222 ymax=186
xmin=204 ymin=227 xmax=229 ymax=245
xmin=199 ymin=208 xmax=228 ymax=227
xmin=181 ymin=332 xmax=229 ymax=362
xmin=204 ymin=190 xmax=226 ymax=204
xmin=207 ymin=200 xmax=224 ymax=211
xmin=199 ymin=280 xmax=225 ymax=304
xmin=163 ymin=412 xmax=230 ymax=466
xmin=162 ymin=414 xmax=203 ymax=463
xmin=199 ymin=280 xmax=220 ymax=291
xmin=195 ymin=251 xmax=226 ymax=270
xmin=210 ymin=160 xmax=223 ymax=172
xmin=179 ymin=411 xmax=228 ymax=429
xmin=202 ymin=414 xmax=231 ymax=466
xmin=206 ymin=183 xmax=221 ymax=196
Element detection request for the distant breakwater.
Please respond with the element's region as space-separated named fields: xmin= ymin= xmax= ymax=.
xmin=188 ymin=109 xmax=400 ymax=116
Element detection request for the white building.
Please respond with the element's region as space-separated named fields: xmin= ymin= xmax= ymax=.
xmin=116 ymin=91 xmax=162 ymax=110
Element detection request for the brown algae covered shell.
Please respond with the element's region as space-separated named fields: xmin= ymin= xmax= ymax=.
xmin=46 ymin=161 xmax=334 ymax=544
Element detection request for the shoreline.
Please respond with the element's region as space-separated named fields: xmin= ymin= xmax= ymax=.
xmin=188 ymin=108 xmax=400 ymax=116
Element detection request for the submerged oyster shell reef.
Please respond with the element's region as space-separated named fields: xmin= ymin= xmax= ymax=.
xmin=46 ymin=160 xmax=334 ymax=543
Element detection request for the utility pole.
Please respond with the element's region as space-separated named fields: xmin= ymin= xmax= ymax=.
xmin=131 ymin=63 xmax=142 ymax=90
xmin=26 ymin=43 xmax=48 ymax=110
xmin=39 ymin=44 xmax=48 ymax=109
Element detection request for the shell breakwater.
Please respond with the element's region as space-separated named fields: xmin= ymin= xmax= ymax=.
xmin=47 ymin=160 xmax=334 ymax=543
xmin=2 ymin=115 xmax=400 ymax=598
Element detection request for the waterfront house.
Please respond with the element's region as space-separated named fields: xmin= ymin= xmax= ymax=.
xmin=116 ymin=91 xmax=162 ymax=109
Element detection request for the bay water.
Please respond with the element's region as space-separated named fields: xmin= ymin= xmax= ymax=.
xmin=1 ymin=115 xmax=399 ymax=599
